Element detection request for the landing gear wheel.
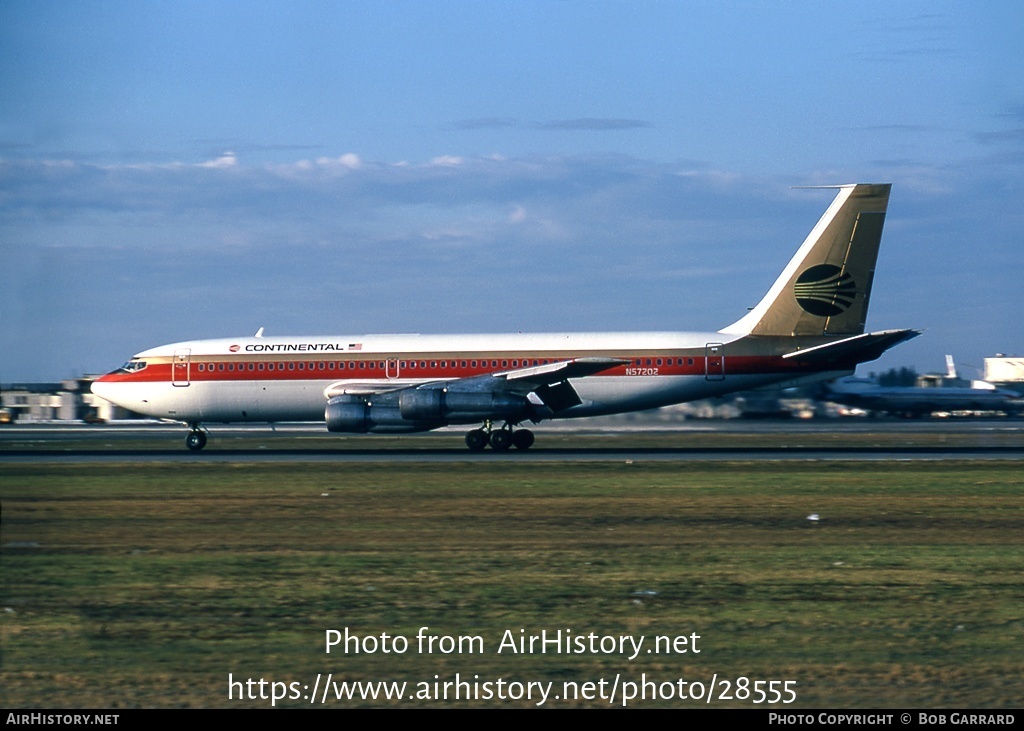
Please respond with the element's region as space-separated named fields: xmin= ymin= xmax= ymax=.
xmin=465 ymin=429 xmax=488 ymax=451
xmin=186 ymin=431 xmax=207 ymax=451
xmin=489 ymin=430 xmax=513 ymax=451
xmin=512 ymin=429 xmax=535 ymax=450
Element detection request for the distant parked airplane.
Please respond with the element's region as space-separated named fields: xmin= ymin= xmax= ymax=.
xmin=92 ymin=183 xmax=918 ymax=450
xmin=825 ymin=357 xmax=1023 ymax=417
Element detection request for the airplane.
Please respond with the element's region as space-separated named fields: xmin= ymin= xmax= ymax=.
xmin=91 ymin=183 xmax=919 ymax=451
xmin=824 ymin=358 xmax=1024 ymax=417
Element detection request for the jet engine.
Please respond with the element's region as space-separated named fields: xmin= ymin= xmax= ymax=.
xmin=325 ymin=388 xmax=532 ymax=434
xmin=325 ymin=395 xmax=432 ymax=433
xmin=398 ymin=388 xmax=531 ymax=422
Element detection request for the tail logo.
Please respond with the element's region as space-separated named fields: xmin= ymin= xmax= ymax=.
xmin=794 ymin=264 xmax=856 ymax=317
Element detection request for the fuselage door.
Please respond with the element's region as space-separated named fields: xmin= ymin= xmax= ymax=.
xmin=386 ymin=359 xmax=400 ymax=379
xmin=172 ymin=348 xmax=191 ymax=387
xmin=705 ymin=343 xmax=725 ymax=381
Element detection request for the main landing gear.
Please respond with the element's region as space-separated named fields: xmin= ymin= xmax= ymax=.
xmin=185 ymin=425 xmax=208 ymax=451
xmin=465 ymin=423 xmax=535 ymax=452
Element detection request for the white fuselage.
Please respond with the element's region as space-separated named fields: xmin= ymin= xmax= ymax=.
xmin=90 ymin=330 xmax=812 ymax=425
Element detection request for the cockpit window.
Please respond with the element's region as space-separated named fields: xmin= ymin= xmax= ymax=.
xmin=120 ymin=360 xmax=148 ymax=373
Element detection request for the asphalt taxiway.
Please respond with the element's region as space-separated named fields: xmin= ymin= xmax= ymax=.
xmin=2 ymin=419 xmax=1022 ymax=463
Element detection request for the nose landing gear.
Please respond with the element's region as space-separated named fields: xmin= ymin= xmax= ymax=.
xmin=185 ymin=425 xmax=208 ymax=451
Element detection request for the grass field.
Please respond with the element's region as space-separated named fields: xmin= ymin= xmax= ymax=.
xmin=2 ymin=458 xmax=1022 ymax=708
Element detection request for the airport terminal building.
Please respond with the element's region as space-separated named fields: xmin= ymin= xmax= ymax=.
xmin=985 ymin=356 xmax=1024 ymax=393
xmin=0 ymin=378 xmax=139 ymax=423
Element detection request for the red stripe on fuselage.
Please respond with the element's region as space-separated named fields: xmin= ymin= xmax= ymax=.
xmin=95 ymin=353 xmax=829 ymax=384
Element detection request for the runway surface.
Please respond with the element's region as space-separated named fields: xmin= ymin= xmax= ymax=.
xmin=2 ymin=419 xmax=1022 ymax=463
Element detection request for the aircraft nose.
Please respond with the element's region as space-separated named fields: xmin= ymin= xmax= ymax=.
xmin=90 ymin=376 xmax=118 ymax=404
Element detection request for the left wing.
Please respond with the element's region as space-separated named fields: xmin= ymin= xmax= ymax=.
xmin=324 ymin=356 xmax=628 ymax=422
xmin=497 ymin=356 xmax=629 ymax=384
xmin=463 ymin=356 xmax=629 ymax=413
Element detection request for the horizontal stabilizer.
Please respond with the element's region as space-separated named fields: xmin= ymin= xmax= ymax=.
xmin=782 ymin=329 xmax=920 ymax=365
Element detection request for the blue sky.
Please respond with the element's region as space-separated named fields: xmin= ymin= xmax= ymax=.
xmin=2 ymin=1 xmax=1022 ymax=382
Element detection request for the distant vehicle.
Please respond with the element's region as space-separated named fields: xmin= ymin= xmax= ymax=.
xmin=92 ymin=183 xmax=918 ymax=451
xmin=825 ymin=367 xmax=1024 ymax=418
xmin=0 ymin=409 xmax=12 ymax=425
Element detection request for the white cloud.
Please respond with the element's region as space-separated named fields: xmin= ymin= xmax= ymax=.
xmin=316 ymin=153 xmax=362 ymax=170
xmin=429 ymin=155 xmax=463 ymax=167
xmin=197 ymin=151 xmax=238 ymax=169
xmin=2 ymin=149 xmax=1020 ymax=380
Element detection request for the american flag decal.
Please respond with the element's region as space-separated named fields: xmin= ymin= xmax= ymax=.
xmin=348 ymin=343 xmax=362 ymax=350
